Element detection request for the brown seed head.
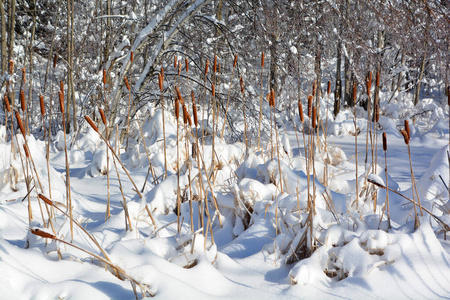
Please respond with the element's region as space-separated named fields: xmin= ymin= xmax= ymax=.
xmin=327 ymin=81 xmax=331 ymax=95
xmin=174 ymin=56 xmax=178 ymax=69
xmin=307 ymin=95 xmax=313 ymax=117
xmin=185 ymin=58 xmax=189 ymax=73
xmin=60 ymin=81 xmax=64 ymax=93
xmin=213 ymin=55 xmax=217 ymax=73
xmin=161 ymin=67 xmax=164 ymax=77
xmin=23 ymin=144 xmax=30 ymax=158
xmin=85 ymin=115 xmax=99 ymax=132
xmin=312 ymin=81 xmax=317 ymax=97
xmin=382 ymin=132 xmax=387 ymax=152
xmin=375 ymin=104 xmax=380 ymax=122
xmin=191 ymin=90 xmax=195 ymax=105
xmin=59 ymin=92 xmax=65 ymax=114
xmin=130 ymin=51 xmax=134 ymax=63
xmin=99 ymin=108 xmax=107 ymax=125
xmin=404 ymin=120 xmax=410 ymax=140
xmin=31 ymin=228 xmax=56 ymax=240
xmin=103 ymin=69 xmax=107 ymax=85
xmin=400 ymin=129 xmax=409 ymax=145
xmin=367 ymin=71 xmax=372 ymax=96
xmin=233 ymin=54 xmax=238 ymax=68
xmin=193 ymin=103 xmax=198 ymax=127
xmin=20 ymin=89 xmax=26 ymax=112
xmin=124 ymin=76 xmax=131 ymax=90
xmin=298 ymin=101 xmax=304 ymax=123
xmin=53 ymin=54 xmax=57 ymax=69
xmin=312 ymin=107 xmax=317 ymax=128
xmin=4 ymin=95 xmax=11 ymax=113
xmin=15 ymin=112 xmax=26 ymax=137
xmin=178 ymin=60 xmax=181 ymax=75
xmin=175 ymin=98 xmax=180 ymax=119
xmin=240 ymin=76 xmax=244 ymax=94
xmin=38 ymin=194 xmax=53 ymax=206
xmin=261 ymin=52 xmax=265 ymax=68
xmin=271 ymin=89 xmax=275 ymax=107
xmin=352 ymin=82 xmax=357 ymax=104
xmin=9 ymin=60 xmax=14 ymax=74
xmin=39 ymin=95 xmax=45 ymax=116
xmin=205 ymin=59 xmax=209 ymax=75
xmin=158 ymin=74 xmax=163 ymax=91
xmin=175 ymin=86 xmax=182 ymax=101
xmin=183 ymin=105 xmax=188 ymax=124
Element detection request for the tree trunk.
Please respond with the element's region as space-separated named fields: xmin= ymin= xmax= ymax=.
xmin=414 ymin=55 xmax=425 ymax=106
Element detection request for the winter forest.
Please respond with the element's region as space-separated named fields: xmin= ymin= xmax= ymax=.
xmin=1 ymin=0 xmax=450 ymax=299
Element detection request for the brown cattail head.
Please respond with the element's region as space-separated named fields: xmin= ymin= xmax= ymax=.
xmin=20 ymin=89 xmax=26 ymax=112
xmin=9 ymin=60 xmax=14 ymax=74
xmin=312 ymin=106 xmax=317 ymax=128
xmin=212 ymin=84 xmax=215 ymax=98
xmin=307 ymin=95 xmax=313 ymax=117
xmin=382 ymin=132 xmax=387 ymax=152
xmin=191 ymin=90 xmax=195 ymax=105
xmin=38 ymin=194 xmax=53 ymax=206
xmin=366 ymin=71 xmax=372 ymax=96
xmin=158 ymin=74 xmax=163 ymax=91
xmin=103 ymin=69 xmax=107 ymax=85
xmin=15 ymin=112 xmax=26 ymax=137
xmin=352 ymin=82 xmax=357 ymax=105
xmin=130 ymin=51 xmax=134 ymax=63
xmin=31 ymin=228 xmax=56 ymax=240
xmin=192 ymin=103 xmax=198 ymax=127
xmin=99 ymin=108 xmax=107 ymax=125
xmin=53 ymin=54 xmax=57 ymax=69
xmin=4 ymin=94 xmax=11 ymax=113
xmin=376 ymin=71 xmax=380 ymax=88
xmin=298 ymin=101 xmax=304 ymax=123
xmin=375 ymin=104 xmax=380 ymax=122
xmin=183 ymin=105 xmax=188 ymax=124
xmin=59 ymin=92 xmax=65 ymax=114
xmin=39 ymin=95 xmax=45 ymax=116
xmin=400 ymin=129 xmax=409 ymax=145
xmin=85 ymin=115 xmax=99 ymax=132
xmin=261 ymin=52 xmax=265 ymax=68
xmin=270 ymin=89 xmax=275 ymax=107
xmin=240 ymin=76 xmax=244 ymax=94
xmin=175 ymin=86 xmax=182 ymax=101
xmin=174 ymin=56 xmax=178 ymax=69
xmin=185 ymin=58 xmax=189 ymax=73
xmin=312 ymin=81 xmax=317 ymax=97
xmin=60 ymin=81 xmax=64 ymax=93
xmin=205 ymin=59 xmax=209 ymax=75
xmin=161 ymin=67 xmax=164 ymax=77
xmin=178 ymin=60 xmax=181 ymax=75
xmin=233 ymin=54 xmax=238 ymax=68
xmin=404 ymin=120 xmax=410 ymax=140
xmin=124 ymin=76 xmax=131 ymax=90
xmin=175 ymin=97 xmax=180 ymax=120
xmin=22 ymin=67 xmax=26 ymax=83
xmin=213 ymin=55 xmax=217 ymax=73
xmin=327 ymin=81 xmax=331 ymax=95
xmin=23 ymin=144 xmax=30 ymax=158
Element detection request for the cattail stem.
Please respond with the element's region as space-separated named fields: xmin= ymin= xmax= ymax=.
xmin=353 ymin=82 xmax=359 ymax=210
xmin=258 ymin=52 xmax=265 ymax=149
xmin=382 ymin=132 xmax=391 ymax=229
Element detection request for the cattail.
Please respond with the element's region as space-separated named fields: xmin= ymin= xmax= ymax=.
xmin=85 ymin=115 xmax=99 ymax=132
xmin=20 ymin=89 xmax=26 ymax=111
xmin=233 ymin=54 xmax=238 ymax=68
xmin=124 ymin=76 xmax=131 ymax=90
xmin=178 ymin=60 xmax=181 ymax=75
xmin=59 ymin=91 xmax=65 ymax=114
xmin=382 ymin=132 xmax=387 ymax=152
xmin=376 ymin=71 xmax=380 ymax=88
xmin=103 ymin=69 xmax=107 ymax=85
xmin=213 ymin=55 xmax=217 ymax=73
xmin=400 ymin=129 xmax=409 ymax=145
xmin=205 ymin=59 xmax=209 ymax=75
xmin=4 ymin=94 xmax=11 ymax=113
xmin=15 ymin=112 xmax=26 ymax=137
xmin=22 ymin=67 xmax=26 ymax=83
xmin=39 ymin=95 xmax=45 ymax=116
xmin=187 ymin=110 xmax=192 ymax=126
xmin=175 ymin=98 xmax=180 ymax=119
xmin=161 ymin=67 xmax=164 ymax=77
xmin=174 ymin=56 xmax=178 ymax=69
xmin=38 ymin=194 xmax=53 ymax=206
xmin=23 ymin=144 xmax=30 ymax=158
xmin=158 ymin=73 xmax=163 ymax=91
xmin=99 ymin=108 xmax=107 ymax=125
xmin=192 ymin=91 xmax=198 ymax=127
xmin=261 ymin=52 xmax=265 ymax=68
xmin=60 ymin=81 xmax=64 ymax=93
xmin=9 ymin=60 xmax=14 ymax=74
xmin=367 ymin=71 xmax=372 ymax=95
xmin=404 ymin=120 xmax=410 ymax=140
xmin=183 ymin=105 xmax=190 ymax=125
xmin=185 ymin=58 xmax=189 ymax=73
xmin=212 ymin=84 xmax=215 ymax=98
xmin=175 ymin=86 xmax=182 ymax=101
xmin=298 ymin=101 xmax=304 ymax=123
xmin=327 ymin=81 xmax=331 ymax=95
xmin=218 ymin=63 xmax=221 ymax=74
xmin=53 ymin=54 xmax=57 ymax=69
xmin=130 ymin=51 xmax=134 ymax=63
xmin=307 ymin=95 xmax=313 ymax=117
xmin=312 ymin=81 xmax=317 ymax=97
xmin=375 ymin=104 xmax=380 ymax=122
xmin=31 ymin=228 xmax=56 ymax=240
xmin=312 ymin=107 xmax=317 ymax=128
xmin=352 ymin=82 xmax=357 ymax=104
xmin=240 ymin=76 xmax=244 ymax=94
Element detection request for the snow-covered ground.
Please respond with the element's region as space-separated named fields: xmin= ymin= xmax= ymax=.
xmin=1 ymin=91 xmax=450 ymax=299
